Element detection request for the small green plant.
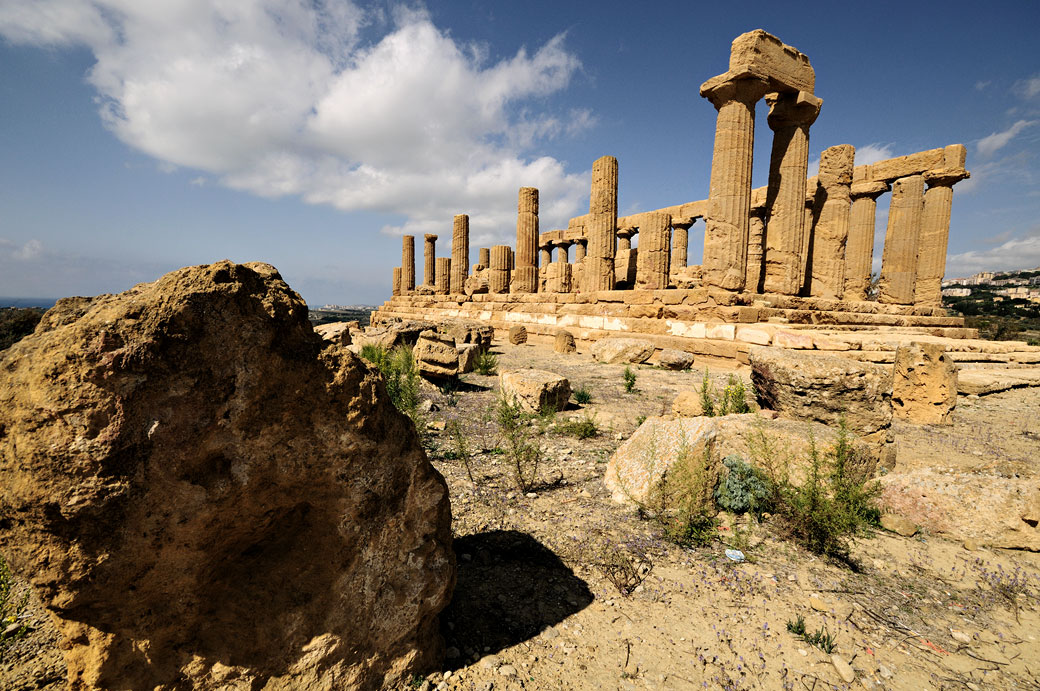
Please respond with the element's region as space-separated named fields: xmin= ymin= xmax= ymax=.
xmin=635 ymin=414 xmax=647 ymax=427
xmin=786 ymin=615 xmax=806 ymax=636
xmin=439 ymin=378 xmax=460 ymax=407
xmin=497 ymin=395 xmax=543 ymax=492
xmin=556 ymin=411 xmax=598 ymax=439
xmin=699 ymin=370 xmax=750 ymax=416
xmin=623 ymin=366 xmax=637 ymax=393
xmin=714 ymin=454 xmax=773 ymax=517
xmin=362 ymin=344 xmax=426 ymax=439
xmin=651 ymin=443 xmax=719 ymax=548
xmin=474 ymin=349 xmax=498 ymax=375
xmin=446 ymin=419 xmax=477 ymax=484
xmin=804 ymin=626 xmax=837 ymax=653
xmin=1 ymin=554 xmax=29 ymax=654
xmin=359 ymin=342 xmax=389 ymax=368
xmin=573 ymin=385 xmax=592 ymax=405
xmin=699 ymin=369 xmax=716 ymax=416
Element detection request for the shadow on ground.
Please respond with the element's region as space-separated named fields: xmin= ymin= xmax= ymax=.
xmin=440 ymin=530 xmax=593 ymax=669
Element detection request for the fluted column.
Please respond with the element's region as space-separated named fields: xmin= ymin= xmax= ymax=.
xmin=423 ymin=234 xmax=437 ymax=287
xmin=745 ymin=210 xmax=766 ymax=293
xmin=478 ymin=247 xmax=490 ymax=270
xmin=763 ymin=90 xmax=822 ymax=295
xmin=635 ymin=213 xmax=671 ymax=290
xmin=700 ymin=77 xmax=771 ymax=291
xmin=546 ymin=262 xmax=572 ymax=293
xmin=583 ymin=155 xmax=618 ymax=292
xmin=915 ymin=168 xmax=969 ymax=306
xmin=539 ymin=246 xmax=552 ymax=266
xmin=617 ymin=227 xmax=636 ymax=252
xmin=512 ymin=187 xmax=539 ymax=293
xmin=489 ymin=245 xmax=511 ymax=294
xmin=879 ymin=175 xmax=925 ymax=305
xmin=553 ymin=240 xmax=571 ymax=264
xmin=844 ymin=180 xmax=889 ymax=301
xmin=434 ymin=257 xmax=451 ymax=294
xmin=810 ymin=144 xmax=854 ymax=299
xmin=450 ymin=215 xmax=469 ymax=295
xmin=574 ymin=241 xmax=586 ymax=262
xmin=392 ymin=267 xmax=401 ymax=297
xmin=670 ymin=219 xmax=693 ymax=274
xmin=401 ymin=235 xmax=415 ymax=294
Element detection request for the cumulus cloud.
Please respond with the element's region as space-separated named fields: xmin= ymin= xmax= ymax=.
xmin=946 ymin=229 xmax=1040 ymax=276
xmin=0 ymin=1 xmax=592 ymax=245
xmin=0 ymin=238 xmax=44 ymax=261
xmin=977 ymin=120 xmax=1037 ymax=157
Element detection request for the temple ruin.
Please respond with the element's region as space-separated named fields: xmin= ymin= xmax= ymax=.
xmin=373 ymin=30 xmax=1035 ymax=367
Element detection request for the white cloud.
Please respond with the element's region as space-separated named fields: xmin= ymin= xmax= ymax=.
xmin=975 ymin=80 xmax=991 ymax=91
xmin=1016 ymin=74 xmax=1040 ymax=100
xmin=189 ymin=176 xmax=207 ymax=187
xmin=853 ymin=143 xmax=894 ymax=166
xmin=0 ymin=238 xmax=44 ymax=261
xmin=977 ymin=120 xmax=1037 ymax=157
xmin=946 ymin=230 xmax=1040 ymax=276
xmin=0 ymin=1 xmax=590 ymax=245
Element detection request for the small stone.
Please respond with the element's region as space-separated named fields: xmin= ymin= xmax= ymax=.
xmin=580 ymin=488 xmax=592 ymax=499
xmin=480 ymin=655 xmax=502 ymax=670
xmin=542 ymin=627 xmax=559 ymax=639
xmin=798 ymin=648 xmax=808 ymax=656
xmin=498 ymin=664 xmax=517 ymax=677
xmin=419 ymin=681 xmax=431 ymax=691
xmin=436 ymin=683 xmax=447 ymax=691
xmin=443 ymin=670 xmax=452 ymax=679
xmin=445 ymin=646 xmax=460 ymax=659
xmin=962 ymin=539 xmax=978 ymax=551
xmin=950 ymin=629 xmax=971 ymax=644
xmin=880 ymin=513 xmax=918 ymax=537
xmin=878 ymin=663 xmax=894 ymax=679
xmin=809 ymin=596 xmax=828 ymax=612
xmin=525 ymin=492 xmax=537 ymax=498
xmin=3 ymin=622 xmax=21 ymax=636
xmin=831 ymin=654 xmax=855 ymax=683
xmin=508 ymin=325 xmax=527 ymax=345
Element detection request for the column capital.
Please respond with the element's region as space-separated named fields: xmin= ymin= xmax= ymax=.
xmin=700 ymin=74 xmax=771 ymax=109
xmin=424 ymin=233 xmax=438 ymax=241
xmin=616 ymin=226 xmax=637 ymax=240
xmin=670 ymin=218 xmax=695 ymax=230
xmin=765 ymin=90 xmax=822 ymax=130
xmin=924 ymin=168 xmax=970 ymax=188
xmin=850 ymin=181 xmax=890 ymax=200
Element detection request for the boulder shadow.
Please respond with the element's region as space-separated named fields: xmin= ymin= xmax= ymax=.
xmin=440 ymin=530 xmax=593 ymax=669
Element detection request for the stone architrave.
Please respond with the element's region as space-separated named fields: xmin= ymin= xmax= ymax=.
xmin=514 ymin=187 xmax=540 ymax=293
xmin=488 ymin=245 xmax=511 ymax=294
xmin=763 ymin=90 xmax=822 ymax=295
xmin=545 ymin=262 xmax=572 ymax=293
xmin=635 ymin=213 xmax=671 ymax=290
xmin=845 ymin=177 xmax=889 ymax=301
xmin=700 ymin=77 xmax=771 ymax=291
xmin=434 ymin=257 xmax=451 ymax=294
xmin=915 ymin=145 xmax=969 ymax=306
xmin=745 ymin=209 xmax=766 ymax=293
xmin=583 ymin=155 xmax=619 ymax=293
xmin=392 ymin=267 xmax=401 ymax=297
xmin=450 ymin=215 xmax=469 ymax=295
xmin=879 ymin=175 xmax=925 ymax=305
xmin=670 ymin=219 xmax=693 ymax=275
xmin=401 ymin=235 xmax=415 ymax=294
xmin=423 ymin=234 xmax=437 ymax=287
xmin=810 ymin=144 xmax=855 ymax=299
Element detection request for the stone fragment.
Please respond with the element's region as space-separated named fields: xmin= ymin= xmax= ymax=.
xmin=314 ymin=321 xmax=352 ymax=346
xmin=891 ymin=342 xmax=957 ymax=424
xmin=749 ymin=346 xmax=892 ymax=436
xmin=554 ymin=329 xmax=576 ymax=354
xmin=438 ymin=320 xmax=493 ymax=351
xmin=0 ymin=261 xmax=454 ymax=690
xmin=950 ymin=629 xmax=971 ymax=645
xmin=880 ymin=513 xmax=918 ymax=537
xmin=414 ymin=329 xmax=460 ymax=379
xmin=457 ymin=343 xmax=480 ymax=374
xmin=831 ymin=655 xmax=856 ymax=684
xmin=508 ymin=325 xmax=528 ymax=345
xmin=658 ymin=348 xmax=695 ymax=370
xmin=499 ymin=369 xmax=571 ymax=414
xmin=463 ymin=274 xmax=489 ymax=296
xmin=591 ymin=337 xmax=656 ymax=364
xmin=361 ymin=319 xmax=436 ymax=349
xmin=671 ymin=391 xmax=703 ymax=417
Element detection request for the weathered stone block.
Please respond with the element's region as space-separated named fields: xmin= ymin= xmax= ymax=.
xmin=658 ymin=348 xmax=695 ymax=370
xmin=500 ymin=369 xmax=571 ymax=414
xmin=891 ymin=342 xmax=957 ymax=424
xmin=591 ymin=337 xmax=656 ymax=364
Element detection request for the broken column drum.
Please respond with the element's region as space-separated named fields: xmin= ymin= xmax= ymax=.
xmin=401 ymin=235 xmax=415 ymax=294
xmin=583 ymin=155 xmax=619 ymax=293
xmin=879 ymin=175 xmax=925 ymax=305
xmin=489 ymin=245 xmax=511 ymax=294
xmin=635 ymin=213 xmax=671 ymax=290
xmin=450 ymin=215 xmax=469 ymax=295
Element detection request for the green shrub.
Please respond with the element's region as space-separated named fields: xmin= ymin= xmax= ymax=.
xmin=573 ymin=386 xmax=592 ymax=405
xmin=699 ymin=370 xmax=750 ymax=416
xmin=496 ymin=395 xmax=543 ymax=492
xmin=699 ymin=370 xmax=715 ymax=416
xmin=474 ymin=349 xmax=498 ymax=375
xmin=556 ymin=411 xmax=598 ymax=439
xmin=362 ymin=344 xmax=425 ymax=437
xmin=650 ymin=443 xmax=719 ymax=548
xmin=714 ymin=454 xmax=773 ymax=517
xmin=623 ymin=366 xmax=637 ymax=393
xmin=446 ymin=419 xmax=477 ymax=484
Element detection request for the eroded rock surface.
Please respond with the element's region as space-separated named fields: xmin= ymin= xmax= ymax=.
xmin=591 ymin=337 xmax=655 ymax=365
xmin=891 ymin=342 xmax=957 ymax=424
xmin=499 ymin=369 xmax=571 ymax=414
xmin=0 ymin=261 xmax=455 ymax=690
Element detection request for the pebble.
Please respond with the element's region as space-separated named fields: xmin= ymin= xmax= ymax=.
xmin=962 ymin=539 xmax=979 ymax=551
xmin=878 ymin=663 xmax=894 ymax=679
xmin=809 ymin=596 xmax=827 ymax=612
xmin=525 ymin=492 xmax=537 ymax=498
xmin=950 ymin=628 xmax=971 ymax=644
xmin=480 ymin=655 xmax=502 ymax=670
xmin=436 ymin=683 xmax=447 ymax=691
xmin=498 ymin=664 xmax=517 ymax=677
xmin=831 ymin=654 xmax=855 ymax=683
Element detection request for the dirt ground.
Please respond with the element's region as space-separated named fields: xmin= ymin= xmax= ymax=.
xmin=3 ymin=340 xmax=1039 ymax=691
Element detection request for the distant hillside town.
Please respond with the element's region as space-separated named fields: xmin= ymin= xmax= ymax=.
xmin=942 ymin=268 xmax=1040 ymax=302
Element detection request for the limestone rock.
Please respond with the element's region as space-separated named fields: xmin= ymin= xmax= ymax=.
xmin=500 ymin=369 xmax=571 ymax=414
xmin=361 ymin=318 xmax=435 ymax=349
xmin=880 ymin=513 xmax=918 ymax=537
xmin=554 ymin=329 xmax=576 ymax=354
xmin=749 ymin=346 xmax=892 ymax=436
xmin=891 ymin=342 xmax=957 ymax=424
xmin=463 ymin=274 xmax=488 ymax=296
xmin=0 ymin=261 xmax=455 ymax=690
xmin=508 ymin=325 xmax=528 ymax=345
xmin=671 ymin=391 xmax=703 ymax=417
xmin=591 ymin=337 xmax=656 ymax=365
xmin=414 ymin=329 xmax=460 ymax=379
xmin=457 ymin=343 xmax=480 ymax=374
xmin=439 ymin=320 xmax=493 ymax=352
xmin=314 ymin=320 xmax=353 ymax=346
xmin=658 ymin=349 xmax=694 ymax=370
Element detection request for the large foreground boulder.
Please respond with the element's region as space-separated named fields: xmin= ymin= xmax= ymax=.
xmin=891 ymin=342 xmax=957 ymax=424
xmin=591 ymin=337 xmax=655 ymax=364
xmin=0 ymin=261 xmax=455 ymax=690
xmin=500 ymin=369 xmax=571 ymax=413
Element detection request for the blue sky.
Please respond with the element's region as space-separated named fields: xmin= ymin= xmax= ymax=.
xmin=1 ymin=1 xmax=1038 ymax=305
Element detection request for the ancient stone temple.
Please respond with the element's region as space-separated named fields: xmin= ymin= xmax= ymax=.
xmin=371 ymin=30 xmax=1007 ymax=367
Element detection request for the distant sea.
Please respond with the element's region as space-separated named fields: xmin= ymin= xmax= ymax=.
xmin=0 ymin=297 xmax=57 ymax=309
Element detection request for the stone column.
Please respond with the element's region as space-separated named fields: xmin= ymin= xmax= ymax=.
xmin=539 ymin=245 xmax=552 ymax=267
xmin=434 ymin=258 xmax=451 ymax=294
xmin=401 ymin=235 xmax=415 ymax=294
xmin=513 ymin=187 xmax=539 ymax=293
xmin=763 ymin=90 xmax=822 ymax=295
xmin=799 ymin=197 xmax=815 ymax=294
xmin=583 ymin=155 xmax=619 ymax=293
xmin=478 ymin=247 xmax=490 ymax=270
xmin=392 ymin=267 xmax=401 ymax=297
xmin=635 ymin=213 xmax=671 ymax=290
xmin=879 ymin=175 xmax=925 ymax=305
xmin=554 ymin=241 xmax=570 ymax=264
xmin=450 ymin=215 xmax=469 ymax=295
xmin=810 ymin=144 xmax=855 ymax=299
xmin=745 ymin=209 xmax=765 ymax=294
xmin=670 ymin=219 xmax=693 ymax=275
xmin=489 ymin=245 xmax=511 ymax=294
xmin=617 ymin=227 xmax=636 ymax=252
xmin=844 ymin=180 xmax=889 ymax=301
xmin=423 ymin=234 xmax=437 ymax=287
xmin=546 ymin=262 xmax=572 ymax=293
xmin=915 ymin=168 xmax=968 ymax=306
xmin=700 ymin=77 xmax=771 ymax=291
xmin=574 ymin=241 xmax=586 ymax=262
